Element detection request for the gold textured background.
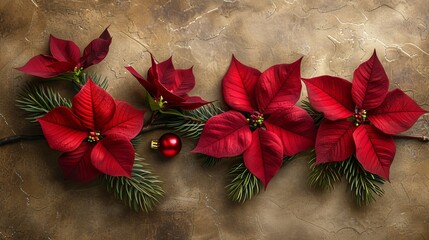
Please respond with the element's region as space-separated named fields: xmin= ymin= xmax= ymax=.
xmin=0 ymin=0 xmax=428 ymax=239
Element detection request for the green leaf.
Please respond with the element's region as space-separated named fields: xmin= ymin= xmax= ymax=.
xmin=105 ymin=154 xmax=164 ymax=212
xmin=147 ymin=94 xmax=161 ymax=111
xmin=16 ymin=83 xmax=72 ymax=123
xmin=160 ymin=108 xmax=184 ymax=117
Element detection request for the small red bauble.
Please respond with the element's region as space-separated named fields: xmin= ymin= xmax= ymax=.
xmin=151 ymin=133 xmax=182 ymax=157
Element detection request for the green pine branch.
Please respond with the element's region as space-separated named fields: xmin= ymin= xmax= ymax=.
xmin=307 ymin=150 xmax=342 ymax=191
xmin=226 ymin=162 xmax=262 ymax=203
xmin=226 ymin=156 xmax=295 ymax=203
xmin=16 ymin=83 xmax=72 ymax=123
xmin=105 ymin=154 xmax=164 ymax=212
xmin=160 ymin=103 xmax=224 ymax=139
xmin=75 ymin=72 xmax=109 ymax=90
xmin=199 ymin=154 xmax=222 ymax=168
xmin=341 ymin=155 xmax=385 ymax=206
xmin=301 ymin=100 xmax=324 ymax=126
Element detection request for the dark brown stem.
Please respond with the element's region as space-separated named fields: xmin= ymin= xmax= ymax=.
xmin=0 ymin=134 xmax=44 ymax=146
xmin=139 ymin=124 xmax=169 ymax=134
xmin=393 ymin=135 xmax=429 ymax=142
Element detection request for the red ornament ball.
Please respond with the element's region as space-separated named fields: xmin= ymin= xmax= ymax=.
xmin=151 ymin=133 xmax=182 ymax=157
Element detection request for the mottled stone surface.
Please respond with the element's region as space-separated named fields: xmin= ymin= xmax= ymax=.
xmin=0 ymin=0 xmax=428 ymax=239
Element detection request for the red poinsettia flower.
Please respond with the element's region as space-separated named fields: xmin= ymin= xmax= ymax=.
xmin=125 ymin=55 xmax=208 ymax=110
xmin=16 ymin=28 xmax=112 ymax=78
xmin=192 ymin=56 xmax=316 ymax=188
xmin=303 ymin=51 xmax=427 ymax=180
xmin=38 ymin=79 xmax=145 ymax=182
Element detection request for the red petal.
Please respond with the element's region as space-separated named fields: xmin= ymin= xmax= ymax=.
xmin=155 ymin=56 xmax=175 ymax=89
xmin=243 ymin=129 xmax=283 ymax=189
xmin=154 ymin=79 xmax=186 ymax=103
xmin=168 ymin=96 xmax=209 ymax=110
xmin=72 ymin=79 xmax=116 ymax=130
xmin=38 ymin=106 xmax=87 ymax=152
xmin=315 ymin=119 xmax=356 ymax=163
xmin=192 ymin=111 xmax=252 ymax=158
xmin=353 ymin=124 xmax=396 ymax=180
xmin=256 ymin=58 xmax=302 ymax=114
xmin=265 ymin=105 xmax=316 ymax=156
xmin=368 ymin=89 xmax=428 ymax=134
xmin=352 ymin=50 xmax=389 ymax=110
xmin=147 ymin=54 xmax=158 ymax=85
xmin=103 ymin=100 xmax=145 ymax=139
xmin=15 ymin=55 xmax=74 ymax=78
xmin=155 ymin=57 xmax=196 ymax=97
xmin=58 ymin=142 xmax=100 ymax=182
xmin=125 ymin=66 xmax=158 ymax=97
xmin=98 ymin=27 xmax=111 ymax=41
xmin=80 ymin=28 xmax=112 ymax=68
xmin=222 ymin=56 xmax=261 ymax=112
xmin=91 ymin=135 xmax=134 ymax=177
xmin=303 ymin=76 xmax=354 ymax=121
xmin=49 ymin=34 xmax=80 ymax=64
xmin=170 ymin=67 xmax=196 ymax=97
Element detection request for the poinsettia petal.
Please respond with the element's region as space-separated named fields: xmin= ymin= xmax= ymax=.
xmin=315 ymin=119 xmax=356 ymax=164
xmin=243 ymin=129 xmax=283 ymax=189
xmin=154 ymin=79 xmax=186 ymax=103
xmin=256 ymin=58 xmax=302 ymax=114
xmin=125 ymin=66 xmax=158 ymax=97
xmin=80 ymin=27 xmax=112 ymax=68
xmin=72 ymin=79 xmax=116 ymax=130
xmin=147 ymin=54 xmax=158 ymax=85
xmin=154 ymin=57 xmax=195 ymax=97
xmin=265 ymin=105 xmax=316 ymax=156
xmin=91 ymin=135 xmax=134 ymax=177
xmin=352 ymin=50 xmax=389 ymax=110
xmin=222 ymin=56 xmax=261 ymax=112
xmin=15 ymin=55 xmax=74 ymax=78
xmin=155 ymin=56 xmax=175 ymax=89
xmin=58 ymin=142 xmax=100 ymax=182
xmin=353 ymin=124 xmax=396 ymax=180
xmin=171 ymin=67 xmax=196 ymax=97
xmin=368 ymin=89 xmax=428 ymax=134
xmin=303 ymin=76 xmax=354 ymax=120
xmin=49 ymin=34 xmax=80 ymax=64
xmin=192 ymin=111 xmax=252 ymax=158
xmin=168 ymin=96 xmax=209 ymax=110
xmin=103 ymin=100 xmax=145 ymax=139
xmin=38 ymin=106 xmax=87 ymax=152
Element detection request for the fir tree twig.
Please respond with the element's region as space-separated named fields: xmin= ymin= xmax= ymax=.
xmin=16 ymin=83 xmax=72 ymax=123
xmin=105 ymin=154 xmax=164 ymax=212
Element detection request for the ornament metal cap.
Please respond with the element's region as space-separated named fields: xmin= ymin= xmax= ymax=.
xmin=150 ymin=140 xmax=159 ymax=149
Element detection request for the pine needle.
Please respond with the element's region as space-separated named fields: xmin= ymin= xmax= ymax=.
xmin=301 ymin=100 xmax=324 ymax=126
xmin=226 ymin=162 xmax=262 ymax=203
xmin=307 ymin=150 xmax=342 ymax=190
xmin=105 ymin=154 xmax=164 ymax=212
xmin=161 ymin=103 xmax=224 ymax=139
xmin=199 ymin=154 xmax=222 ymax=167
xmin=341 ymin=156 xmax=385 ymax=206
xmin=226 ymin=156 xmax=295 ymax=203
xmin=16 ymin=83 xmax=72 ymax=122
xmin=76 ymin=72 xmax=109 ymax=91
